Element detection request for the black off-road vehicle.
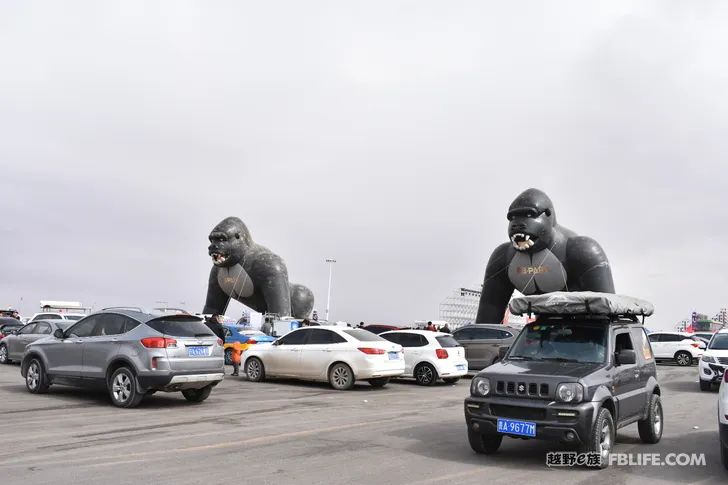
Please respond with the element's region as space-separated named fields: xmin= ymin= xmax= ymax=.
xmin=464 ymin=292 xmax=662 ymax=468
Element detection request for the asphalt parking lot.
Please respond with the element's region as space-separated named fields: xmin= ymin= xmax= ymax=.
xmin=0 ymin=363 xmax=724 ymax=485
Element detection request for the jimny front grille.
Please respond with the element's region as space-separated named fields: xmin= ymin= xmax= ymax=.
xmin=495 ymin=380 xmax=550 ymax=399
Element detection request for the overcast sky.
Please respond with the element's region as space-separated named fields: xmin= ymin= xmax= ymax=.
xmin=2 ymin=1 xmax=727 ymax=329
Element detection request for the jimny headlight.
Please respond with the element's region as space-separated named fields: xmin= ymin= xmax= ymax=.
xmin=471 ymin=377 xmax=490 ymax=397
xmin=701 ymin=355 xmax=716 ymax=363
xmin=556 ymin=383 xmax=584 ymax=403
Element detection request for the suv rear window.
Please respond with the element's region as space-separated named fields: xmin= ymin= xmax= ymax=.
xmin=145 ymin=318 xmax=214 ymax=337
xmin=343 ymin=329 xmax=386 ymax=342
xmin=436 ymin=336 xmax=460 ymax=348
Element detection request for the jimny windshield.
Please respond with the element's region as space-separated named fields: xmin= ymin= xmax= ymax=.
xmin=508 ymin=322 xmax=608 ymax=364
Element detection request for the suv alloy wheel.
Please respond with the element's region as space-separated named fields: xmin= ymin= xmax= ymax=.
xmin=108 ymin=367 xmax=144 ymax=408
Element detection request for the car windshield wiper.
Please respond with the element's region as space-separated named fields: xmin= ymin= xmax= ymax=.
xmin=539 ymin=357 xmax=581 ymax=363
xmin=507 ymin=356 xmax=535 ymax=361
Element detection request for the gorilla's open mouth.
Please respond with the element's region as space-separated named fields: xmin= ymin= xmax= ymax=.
xmin=511 ymin=233 xmax=537 ymax=251
xmin=210 ymin=252 xmax=229 ymax=265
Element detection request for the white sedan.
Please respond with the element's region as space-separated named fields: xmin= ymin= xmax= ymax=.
xmin=243 ymin=327 xmax=404 ymax=390
xmin=380 ymin=330 xmax=468 ymax=385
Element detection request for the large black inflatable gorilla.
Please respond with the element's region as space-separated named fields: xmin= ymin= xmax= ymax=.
xmin=203 ymin=217 xmax=314 ymax=319
xmin=475 ymin=189 xmax=615 ymax=323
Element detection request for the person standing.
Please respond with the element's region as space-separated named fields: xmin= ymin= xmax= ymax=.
xmin=440 ymin=323 xmax=451 ymax=334
xmin=425 ymin=321 xmax=436 ymax=331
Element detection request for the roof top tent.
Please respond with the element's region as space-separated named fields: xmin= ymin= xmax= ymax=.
xmin=39 ymin=300 xmax=90 ymax=313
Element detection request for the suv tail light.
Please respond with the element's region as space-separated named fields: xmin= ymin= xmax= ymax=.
xmin=435 ymin=348 xmax=449 ymax=359
xmin=724 ymin=371 xmax=728 ymax=383
xmin=217 ymin=338 xmax=223 ymax=346
xmin=141 ymin=337 xmax=177 ymax=348
xmin=358 ymin=347 xmax=385 ymax=355
xmin=247 ymin=339 xmax=257 ymax=345
xmin=691 ymin=342 xmax=701 ymax=348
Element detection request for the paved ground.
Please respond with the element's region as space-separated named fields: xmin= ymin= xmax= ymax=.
xmin=0 ymin=363 xmax=724 ymax=485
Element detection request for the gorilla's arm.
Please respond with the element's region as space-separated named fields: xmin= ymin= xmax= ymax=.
xmin=475 ymin=243 xmax=515 ymax=323
xmin=203 ymin=267 xmax=230 ymax=314
xmin=251 ymin=253 xmax=293 ymax=316
xmin=565 ymin=236 xmax=615 ymax=293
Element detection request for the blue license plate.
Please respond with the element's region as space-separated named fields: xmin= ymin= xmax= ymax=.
xmin=388 ymin=352 xmax=399 ymax=360
xmin=187 ymin=346 xmax=209 ymax=357
xmin=497 ymin=418 xmax=536 ymax=437
xmin=456 ymin=364 xmax=466 ymax=371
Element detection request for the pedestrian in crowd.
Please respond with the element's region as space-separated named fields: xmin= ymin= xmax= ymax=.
xmin=205 ymin=314 xmax=227 ymax=343
xmin=425 ymin=321 xmax=436 ymax=331
xmin=358 ymin=322 xmax=365 ymax=328
xmin=440 ymin=323 xmax=451 ymax=334
xmin=11 ymin=311 xmax=20 ymax=320
xmin=230 ymin=340 xmax=244 ymax=376
xmin=301 ymin=318 xmax=311 ymax=327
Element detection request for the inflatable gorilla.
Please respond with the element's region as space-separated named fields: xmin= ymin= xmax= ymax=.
xmin=475 ymin=188 xmax=615 ymax=323
xmin=203 ymin=217 xmax=314 ymax=319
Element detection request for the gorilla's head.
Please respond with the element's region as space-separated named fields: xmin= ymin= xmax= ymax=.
xmin=507 ymin=188 xmax=556 ymax=252
xmin=207 ymin=217 xmax=253 ymax=267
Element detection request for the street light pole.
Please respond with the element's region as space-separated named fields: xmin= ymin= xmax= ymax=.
xmin=325 ymin=259 xmax=336 ymax=322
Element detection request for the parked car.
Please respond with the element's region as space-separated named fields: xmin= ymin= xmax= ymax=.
xmin=452 ymin=324 xmax=518 ymax=370
xmin=647 ymin=332 xmax=704 ymax=366
xmin=244 ymin=327 xmax=404 ymax=390
xmin=380 ymin=330 xmax=468 ymax=385
xmin=221 ymin=325 xmax=276 ymax=364
xmin=465 ymin=292 xmax=662 ymax=469
xmin=0 ymin=318 xmax=24 ymax=339
xmin=693 ymin=332 xmax=715 ymax=343
xmin=0 ymin=320 xmax=73 ymax=364
xmin=21 ymin=309 xmax=224 ymax=407
xmin=29 ymin=312 xmax=86 ymax=323
xmin=362 ymin=324 xmax=404 ymax=335
xmin=720 ymin=370 xmax=728 ymax=469
xmin=699 ymin=329 xmax=728 ymax=391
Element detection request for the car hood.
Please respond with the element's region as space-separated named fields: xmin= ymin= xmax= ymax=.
xmin=478 ymin=359 xmax=605 ymax=380
xmin=705 ymin=349 xmax=728 ymax=357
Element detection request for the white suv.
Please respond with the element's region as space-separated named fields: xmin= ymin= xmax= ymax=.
xmin=719 ymin=369 xmax=728 ymax=469
xmin=380 ymin=330 xmax=468 ymax=385
xmin=700 ymin=329 xmax=728 ymax=391
xmin=647 ymin=331 xmax=704 ymax=366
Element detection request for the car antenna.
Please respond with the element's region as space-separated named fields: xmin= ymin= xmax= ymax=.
xmin=527 ymin=302 xmax=532 ymax=318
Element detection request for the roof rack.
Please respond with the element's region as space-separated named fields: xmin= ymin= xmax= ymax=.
xmin=509 ymin=292 xmax=654 ymax=320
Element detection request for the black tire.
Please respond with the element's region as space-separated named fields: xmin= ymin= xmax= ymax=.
xmin=108 ymin=367 xmax=144 ymax=408
xmin=674 ymin=351 xmax=692 ymax=366
xmin=443 ymin=377 xmax=460 ymax=384
xmin=468 ymin=429 xmax=502 ymax=455
xmin=245 ymin=357 xmax=265 ymax=382
xmin=25 ymin=358 xmax=50 ymax=394
xmin=581 ymin=407 xmax=614 ymax=469
xmin=722 ymin=440 xmax=728 ymax=471
xmin=182 ymin=385 xmax=213 ymax=403
xmin=699 ymin=379 xmax=711 ymax=391
xmin=328 ymin=362 xmax=355 ymax=390
xmin=368 ymin=377 xmax=389 ymax=388
xmin=414 ymin=363 xmax=438 ymax=386
xmin=224 ymin=348 xmax=233 ymax=365
xmin=0 ymin=344 xmax=10 ymax=364
xmin=637 ymin=394 xmax=663 ymax=444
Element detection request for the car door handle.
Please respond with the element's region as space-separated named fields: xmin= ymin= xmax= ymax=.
xmin=323 ymin=348 xmax=332 ymax=352
xmin=74 ymin=340 xmax=84 ymax=344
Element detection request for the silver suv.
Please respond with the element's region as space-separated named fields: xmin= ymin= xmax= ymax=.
xmin=21 ymin=309 xmax=224 ymax=408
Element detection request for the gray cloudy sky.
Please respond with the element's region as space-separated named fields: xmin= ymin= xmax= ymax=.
xmin=2 ymin=1 xmax=727 ymax=329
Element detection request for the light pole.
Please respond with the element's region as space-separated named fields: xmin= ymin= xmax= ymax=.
xmin=325 ymin=259 xmax=336 ymax=322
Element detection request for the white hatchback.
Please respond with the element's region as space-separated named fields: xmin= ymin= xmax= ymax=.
xmin=243 ymin=327 xmax=404 ymax=390
xmin=380 ymin=330 xmax=468 ymax=385
xmin=699 ymin=330 xmax=728 ymax=391
xmin=647 ymin=331 xmax=704 ymax=366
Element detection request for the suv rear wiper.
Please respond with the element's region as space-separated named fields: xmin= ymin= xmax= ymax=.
xmin=194 ymin=333 xmax=213 ymax=338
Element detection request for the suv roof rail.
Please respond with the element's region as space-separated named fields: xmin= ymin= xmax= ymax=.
xmin=102 ymin=306 xmax=145 ymax=312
